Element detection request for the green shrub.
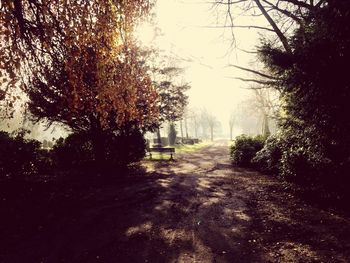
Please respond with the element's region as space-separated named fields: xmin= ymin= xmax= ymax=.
xmin=253 ymin=134 xmax=283 ymax=175
xmin=230 ymin=135 xmax=266 ymax=167
xmin=254 ymin=125 xmax=336 ymax=186
xmin=104 ymin=128 xmax=146 ymax=168
xmin=0 ymin=130 xmax=41 ymax=180
xmin=277 ymin=125 xmax=332 ymax=185
xmin=52 ymin=132 xmax=94 ymax=169
xmin=52 ymin=127 xmax=146 ymax=172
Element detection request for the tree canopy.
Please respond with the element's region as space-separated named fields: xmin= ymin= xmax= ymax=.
xmin=1 ymin=0 xmax=158 ymax=132
xmin=220 ymin=0 xmax=350 ymax=193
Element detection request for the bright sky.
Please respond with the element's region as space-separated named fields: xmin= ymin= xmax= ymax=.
xmin=136 ymin=0 xmax=270 ymax=135
xmin=1 ymin=0 xmax=272 ymax=140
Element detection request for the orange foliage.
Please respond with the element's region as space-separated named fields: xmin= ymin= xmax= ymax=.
xmin=0 ymin=0 xmax=158 ymax=130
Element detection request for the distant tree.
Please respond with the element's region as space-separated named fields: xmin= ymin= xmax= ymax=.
xmin=47 ymin=141 xmax=53 ymax=149
xmin=207 ymin=115 xmax=217 ymax=142
xmin=181 ymin=107 xmax=192 ymax=139
xmin=42 ymin=139 xmax=48 ymax=149
xmin=251 ymin=88 xmax=279 ymax=136
xmin=179 ymin=119 xmax=184 ymax=142
xmin=156 ymin=77 xmax=190 ymax=124
xmin=232 ymin=102 xmax=260 ymax=135
xmin=201 ymin=109 xmax=218 ymax=141
xmin=229 ymin=113 xmax=235 ymax=140
xmin=197 ymin=110 xmax=209 ymax=139
xmin=235 ymin=89 xmax=279 ymax=136
xmin=182 ymin=107 xmax=199 ymax=139
xmin=147 ymin=53 xmax=190 ymax=145
xmin=139 ymin=48 xmax=190 ymax=125
xmin=187 ymin=108 xmax=199 ymax=139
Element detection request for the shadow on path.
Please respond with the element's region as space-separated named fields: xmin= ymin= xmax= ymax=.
xmin=1 ymin=141 xmax=350 ymax=262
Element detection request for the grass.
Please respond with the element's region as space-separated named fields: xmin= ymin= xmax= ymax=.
xmin=174 ymin=141 xmax=211 ymax=154
xmin=145 ymin=141 xmax=211 ymax=161
xmin=229 ymin=140 xmax=235 ymax=147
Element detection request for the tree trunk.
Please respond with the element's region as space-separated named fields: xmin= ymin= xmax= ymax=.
xmin=156 ymin=127 xmax=162 ymax=147
xmin=180 ymin=120 xmax=184 ymax=142
xmin=91 ymin=128 xmax=106 ymax=174
xmin=262 ymin=113 xmax=271 ymax=137
xmin=210 ymin=126 xmax=214 ymax=141
xmin=168 ymin=122 xmax=176 ymax=146
xmin=184 ymin=116 xmax=189 ymax=139
xmin=194 ymin=117 xmax=198 ymax=138
xmin=253 ymin=0 xmax=292 ymax=53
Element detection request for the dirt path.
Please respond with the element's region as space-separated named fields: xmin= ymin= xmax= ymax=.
xmin=1 ymin=141 xmax=350 ymax=262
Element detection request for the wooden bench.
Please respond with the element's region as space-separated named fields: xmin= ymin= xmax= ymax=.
xmin=148 ymin=147 xmax=175 ymax=160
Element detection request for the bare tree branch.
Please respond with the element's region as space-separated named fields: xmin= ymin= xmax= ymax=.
xmin=226 ymin=77 xmax=277 ymax=85
xmin=211 ymin=0 xmax=248 ymax=4
xmin=200 ymin=25 xmax=275 ymax=32
xmin=262 ymin=0 xmax=302 ymax=23
xmin=279 ymin=0 xmax=313 ymax=9
xmin=237 ymin=47 xmax=258 ymax=53
xmin=315 ymin=0 xmax=326 ymax=8
xmin=253 ymin=0 xmax=292 ymax=53
xmin=228 ymin=64 xmax=282 ymax=79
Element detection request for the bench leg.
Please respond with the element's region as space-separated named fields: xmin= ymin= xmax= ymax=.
xmin=170 ymin=153 xmax=174 ymax=160
xmin=149 ymin=153 xmax=152 ymax=159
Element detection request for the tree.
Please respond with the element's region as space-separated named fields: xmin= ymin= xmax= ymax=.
xmin=27 ymin=43 xmax=159 ymax=133
xmin=207 ymin=114 xmax=217 ymax=142
xmin=249 ymin=88 xmax=279 ymax=136
xmin=189 ymin=108 xmax=199 ymax=139
xmin=1 ymin=0 xmax=155 ymax=113
xmin=200 ymin=109 xmax=218 ymax=142
xmin=1 ymin=0 xmax=157 ymax=128
xmin=214 ymin=0 xmax=326 ymax=53
xmin=155 ymin=74 xmax=189 ymax=145
xmin=168 ymin=122 xmax=177 ymax=146
xmin=229 ymin=112 xmax=235 ymax=140
xmin=139 ymin=49 xmax=190 ymax=119
xmin=212 ymin=0 xmax=328 ymax=88
xmin=260 ymin=1 xmax=350 ymax=185
xmin=147 ymin=54 xmax=190 ymax=145
xmin=235 ymin=1 xmax=350 ymax=195
xmin=42 ymin=139 xmax=48 ymax=149
xmin=1 ymin=1 xmax=158 ymax=167
xmin=184 ymin=107 xmax=199 ymax=139
xmin=232 ymin=100 xmax=262 ymax=136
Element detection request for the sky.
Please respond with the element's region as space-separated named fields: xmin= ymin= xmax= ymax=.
xmin=135 ymin=0 xmax=270 ymax=135
xmin=1 ymin=0 xmax=270 ymax=140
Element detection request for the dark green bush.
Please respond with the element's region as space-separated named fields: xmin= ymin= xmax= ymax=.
xmin=52 ymin=127 xmax=146 ymax=172
xmin=252 ymin=134 xmax=283 ymax=175
xmin=254 ymin=125 xmax=336 ymax=187
xmin=104 ymin=128 xmax=146 ymax=168
xmin=277 ymin=124 xmax=332 ymax=186
xmin=230 ymin=135 xmax=266 ymax=167
xmin=0 ymin=130 xmax=41 ymax=180
xmin=52 ymin=132 xmax=94 ymax=169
